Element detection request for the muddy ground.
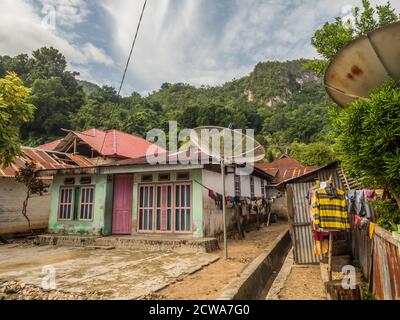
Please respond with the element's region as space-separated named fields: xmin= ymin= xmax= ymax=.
xmin=0 ymin=222 xmax=288 ymax=300
xmin=0 ymin=241 xmax=218 ymax=300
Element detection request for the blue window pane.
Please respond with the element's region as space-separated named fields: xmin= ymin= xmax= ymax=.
xmin=180 ymin=209 xmax=185 ymax=231
xmin=167 ymin=209 xmax=171 ymax=230
xmin=149 ymin=210 xmax=153 ymax=230
xmin=144 ymin=188 xmax=148 ymax=207
xmin=186 ymin=185 xmax=190 ymax=206
xmin=175 ymin=186 xmax=179 ymax=207
xmin=144 ymin=210 xmax=148 ymax=230
xmin=180 ymin=186 xmax=185 ymax=206
xmin=186 ymin=209 xmax=191 ymax=231
xmin=167 ymin=187 xmax=171 ymax=207
xmin=175 ymin=210 xmax=179 ymax=230
xmin=139 ymin=188 xmax=143 ymax=205
xmin=149 ymin=187 xmax=153 ymax=206
xmin=139 ymin=209 xmax=143 ymax=229
xmin=156 ymin=209 xmax=161 ymax=230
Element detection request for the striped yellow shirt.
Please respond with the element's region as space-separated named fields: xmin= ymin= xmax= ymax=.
xmin=312 ymin=188 xmax=350 ymax=231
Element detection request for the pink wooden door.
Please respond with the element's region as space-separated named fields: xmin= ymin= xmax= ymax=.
xmin=112 ymin=175 xmax=133 ymax=234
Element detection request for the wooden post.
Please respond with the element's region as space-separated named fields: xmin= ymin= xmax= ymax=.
xmin=328 ymin=232 xmax=333 ymax=281
xmin=221 ymin=160 xmax=228 ymax=260
xmin=73 ymin=138 xmax=77 ymax=154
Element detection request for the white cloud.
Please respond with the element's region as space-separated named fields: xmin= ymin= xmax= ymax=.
xmin=0 ymin=0 xmax=113 ymax=69
xmin=2 ymin=0 xmax=400 ymax=93
xmin=82 ymin=43 xmax=113 ymax=66
xmin=37 ymin=0 xmax=90 ymax=28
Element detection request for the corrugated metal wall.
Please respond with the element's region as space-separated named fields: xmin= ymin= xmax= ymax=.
xmin=287 ymin=166 xmax=344 ymax=264
xmin=287 ymin=182 xmax=319 ymax=264
xmin=353 ymin=225 xmax=400 ymax=300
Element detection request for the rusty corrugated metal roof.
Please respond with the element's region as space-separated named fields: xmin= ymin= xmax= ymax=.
xmin=256 ymin=155 xmax=316 ymax=185
xmin=0 ymin=147 xmax=95 ymax=178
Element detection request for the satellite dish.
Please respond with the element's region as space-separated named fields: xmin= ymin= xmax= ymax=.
xmin=190 ymin=126 xmax=265 ymax=259
xmin=324 ymin=21 xmax=400 ymax=107
xmin=190 ymin=126 xmax=265 ymax=164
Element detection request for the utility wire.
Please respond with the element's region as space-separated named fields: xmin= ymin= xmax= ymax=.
xmin=117 ymin=0 xmax=148 ymax=96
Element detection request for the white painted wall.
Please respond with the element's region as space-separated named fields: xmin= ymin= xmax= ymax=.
xmin=0 ymin=177 xmax=51 ymax=234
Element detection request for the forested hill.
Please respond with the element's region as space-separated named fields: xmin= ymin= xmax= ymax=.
xmin=0 ymin=47 xmax=332 ymax=157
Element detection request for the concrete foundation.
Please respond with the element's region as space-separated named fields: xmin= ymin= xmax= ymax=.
xmin=35 ymin=234 xmax=220 ymax=253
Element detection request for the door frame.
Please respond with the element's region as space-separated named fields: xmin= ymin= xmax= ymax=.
xmin=112 ymin=174 xmax=133 ymax=235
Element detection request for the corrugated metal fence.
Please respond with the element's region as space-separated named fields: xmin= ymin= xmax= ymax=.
xmin=287 ymin=182 xmax=319 ymax=264
xmin=286 ymin=167 xmax=345 ymax=265
xmin=353 ymin=225 xmax=400 ymax=300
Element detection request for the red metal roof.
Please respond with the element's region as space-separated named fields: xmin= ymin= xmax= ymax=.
xmin=0 ymin=147 xmax=95 ymax=178
xmin=256 ymin=155 xmax=317 ymax=185
xmin=38 ymin=139 xmax=62 ymax=151
xmin=38 ymin=128 xmax=165 ymax=159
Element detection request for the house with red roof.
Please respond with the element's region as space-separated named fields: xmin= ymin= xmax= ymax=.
xmin=256 ymin=154 xmax=316 ymax=218
xmin=39 ymin=128 xmax=165 ymax=162
xmin=1 ymin=128 xmax=164 ymax=237
xmin=0 ymin=148 xmax=94 ymax=235
xmin=38 ymin=145 xmax=274 ymax=238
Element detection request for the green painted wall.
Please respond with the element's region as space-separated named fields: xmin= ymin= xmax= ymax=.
xmin=48 ymin=174 xmax=109 ymax=236
xmin=49 ymin=169 xmax=205 ymax=237
xmin=132 ymin=169 xmax=204 ymax=237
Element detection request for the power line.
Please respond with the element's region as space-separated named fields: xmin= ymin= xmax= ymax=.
xmin=117 ymin=0 xmax=148 ymax=96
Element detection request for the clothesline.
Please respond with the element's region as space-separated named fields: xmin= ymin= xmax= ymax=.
xmin=193 ymin=179 xmax=273 ymax=211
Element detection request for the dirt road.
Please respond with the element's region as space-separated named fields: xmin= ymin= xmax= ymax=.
xmin=157 ymin=222 xmax=288 ymax=300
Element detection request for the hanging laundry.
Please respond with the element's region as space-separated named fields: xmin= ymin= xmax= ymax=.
xmin=208 ymin=189 xmax=216 ymax=200
xmin=313 ymin=186 xmax=350 ymax=231
xmin=312 ymin=226 xmax=332 ymax=256
xmin=369 ymin=222 xmax=375 ymax=240
xmin=354 ymin=215 xmax=363 ymax=228
xmin=363 ymin=189 xmax=376 ymax=220
xmin=215 ymin=193 xmax=223 ymax=210
xmin=346 ymin=190 xmax=366 ymax=216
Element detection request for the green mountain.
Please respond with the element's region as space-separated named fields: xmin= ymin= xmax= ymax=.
xmin=1 ymin=47 xmax=332 ymax=150
xmin=77 ymin=80 xmax=101 ymax=96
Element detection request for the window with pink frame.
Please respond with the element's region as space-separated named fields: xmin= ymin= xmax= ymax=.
xmin=137 ymin=183 xmax=192 ymax=233
xmin=175 ymin=183 xmax=191 ymax=233
xmin=79 ymin=186 xmax=95 ymax=221
xmin=58 ymin=187 xmax=74 ymax=220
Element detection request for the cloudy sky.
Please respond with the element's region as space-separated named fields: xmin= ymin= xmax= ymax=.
xmin=0 ymin=0 xmax=398 ymax=95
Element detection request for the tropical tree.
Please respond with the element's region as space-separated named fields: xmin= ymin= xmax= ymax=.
xmin=305 ymin=0 xmax=400 ymax=75
xmin=289 ymin=142 xmax=336 ymax=167
xmin=0 ymin=72 xmax=35 ymax=166
xmin=329 ymin=81 xmax=400 ymax=208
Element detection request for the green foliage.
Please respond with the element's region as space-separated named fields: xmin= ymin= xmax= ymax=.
xmin=373 ymin=199 xmax=400 ymax=231
xmin=0 ymin=72 xmax=35 ymax=166
xmin=361 ymin=278 xmax=373 ymax=300
xmin=1 ymin=46 xmax=334 ymax=158
xmin=0 ymin=47 xmax=85 ymax=141
xmin=307 ymin=0 xmax=399 ymax=75
xmin=330 ymin=81 xmax=400 ymax=207
xmin=288 ymin=142 xmax=336 ymax=167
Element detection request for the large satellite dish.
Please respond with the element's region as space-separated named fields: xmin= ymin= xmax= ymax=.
xmin=190 ymin=126 xmax=265 ymax=259
xmin=190 ymin=126 xmax=265 ymax=164
xmin=324 ymin=21 xmax=400 ymax=107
